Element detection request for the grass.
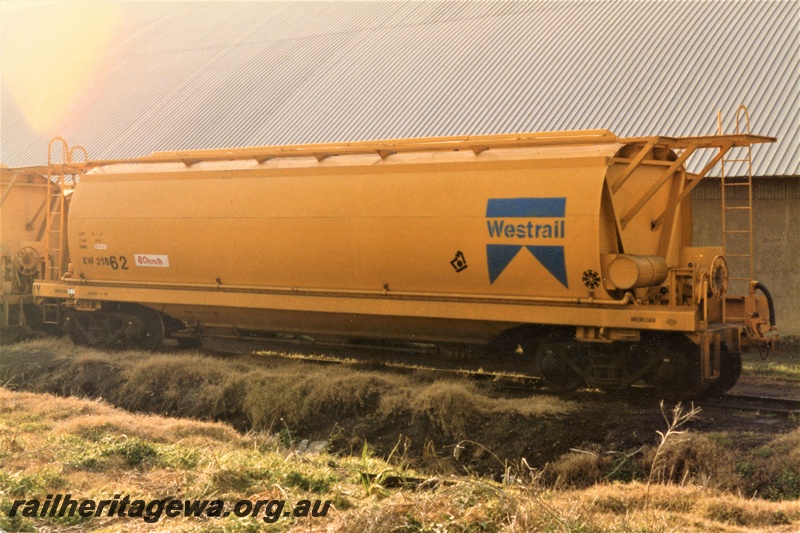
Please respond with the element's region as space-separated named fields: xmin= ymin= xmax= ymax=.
xmin=741 ymin=345 xmax=800 ymax=382
xmin=0 ymin=338 xmax=577 ymax=439
xmin=742 ymin=360 xmax=800 ymax=381
xmin=2 ymin=337 xmax=800 ymax=531
xmin=0 ymin=386 xmax=368 ymax=532
xmin=1 ymin=386 xmax=799 ymax=532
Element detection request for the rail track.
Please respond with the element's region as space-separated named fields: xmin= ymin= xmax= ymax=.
xmin=200 ymin=337 xmax=800 ymax=417
xmin=696 ymin=394 xmax=800 ymax=417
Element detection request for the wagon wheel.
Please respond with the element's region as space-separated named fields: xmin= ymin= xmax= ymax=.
xmin=73 ymin=311 xmax=130 ymax=348
xmin=645 ymin=344 xmax=708 ymax=401
xmin=703 ymin=349 xmax=742 ymax=397
xmin=64 ymin=311 xmax=94 ymax=347
xmin=535 ymin=342 xmax=586 ymax=392
xmin=130 ymin=306 xmax=165 ymax=351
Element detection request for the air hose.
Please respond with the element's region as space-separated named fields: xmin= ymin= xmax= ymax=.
xmin=754 ymin=282 xmax=776 ymax=328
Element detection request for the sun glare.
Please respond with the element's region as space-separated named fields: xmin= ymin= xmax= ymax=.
xmin=1 ymin=1 xmax=123 ymax=135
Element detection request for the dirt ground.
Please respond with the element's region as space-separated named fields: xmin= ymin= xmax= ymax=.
xmin=350 ymin=375 xmax=799 ymax=481
xmin=3 ymin=385 xmax=798 ymax=533
xmin=1 ymin=338 xmax=798 ymax=495
xmin=183 ymin=339 xmax=800 ymax=491
xmin=729 ymin=375 xmax=797 ymax=399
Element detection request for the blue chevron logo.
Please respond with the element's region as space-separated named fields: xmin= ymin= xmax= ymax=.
xmin=486 ymin=198 xmax=568 ymax=287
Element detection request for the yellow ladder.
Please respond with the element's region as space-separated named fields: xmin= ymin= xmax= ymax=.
xmin=46 ymin=138 xmax=69 ymax=281
xmin=44 ymin=138 xmax=87 ymax=282
xmin=717 ymin=105 xmax=755 ymax=301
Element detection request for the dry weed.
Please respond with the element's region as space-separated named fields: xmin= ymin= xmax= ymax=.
xmin=545 ymin=446 xmax=609 ymax=489
xmin=406 ymin=380 xmax=576 ymax=439
xmin=244 ymin=370 xmax=397 ymax=431
xmin=2 ymin=387 xmax=800 ymax=533
xmin=639 ymin=432 xmax=741 ymax=490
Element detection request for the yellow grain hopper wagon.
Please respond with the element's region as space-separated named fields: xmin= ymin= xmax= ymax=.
xmin=32 ymin=130 xmax=779 ymax=398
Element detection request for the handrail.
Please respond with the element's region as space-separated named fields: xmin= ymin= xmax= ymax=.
xmin=1 ymin=131 xmax=776 ymax=176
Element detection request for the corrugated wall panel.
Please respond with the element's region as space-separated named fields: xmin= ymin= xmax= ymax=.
xmin=692 ymin=177 xmax=800 ymax=200
xmin=1 ymin=0 xmax=797 ymax=176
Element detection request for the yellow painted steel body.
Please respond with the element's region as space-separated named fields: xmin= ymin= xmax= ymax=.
xmin=41 ymin=135 xmax=697 ymax=344
xmin=31 ymin=130 xmax=777 ymax=351
xmin=0 ymin=171 xmax=49 ymax=273
xmin=0 ymin=169 xmax=49 ymax=340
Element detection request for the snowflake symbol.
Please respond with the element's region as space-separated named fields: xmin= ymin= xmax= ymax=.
xmin=582 ymin=270 xmax=601 ymax=289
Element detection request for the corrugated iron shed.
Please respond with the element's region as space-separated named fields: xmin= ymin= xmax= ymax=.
xmin=1 ymin=0 xmax=798 ymax=175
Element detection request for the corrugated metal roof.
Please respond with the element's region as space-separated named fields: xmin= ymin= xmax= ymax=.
xmin=1 ymin=0 xmax=797 ymax=176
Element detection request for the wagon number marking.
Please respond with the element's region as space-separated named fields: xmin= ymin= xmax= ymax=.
xmin=92 ymin=256 xmax=129 ymax=270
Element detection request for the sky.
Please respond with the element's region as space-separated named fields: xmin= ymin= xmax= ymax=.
xmin=1 ymin=1 xmax=125 ymax=135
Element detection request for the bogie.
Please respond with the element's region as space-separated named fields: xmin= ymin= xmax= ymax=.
xmin=64 ymin=304 xmax=164 ymax=351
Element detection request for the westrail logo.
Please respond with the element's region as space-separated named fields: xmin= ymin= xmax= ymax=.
xmin=486 ymin=197 xmax=568 ymax=287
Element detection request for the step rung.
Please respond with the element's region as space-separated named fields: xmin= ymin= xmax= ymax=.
xmin=723 ymin=230 xmax=751 ymax=234
xmin=723 ymin=206 xmax=751 ymax=210
xmin=722 ymin=182 xmax=751 ymax=186
xmin=725 ymin=253 xmax=751 ymax=257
